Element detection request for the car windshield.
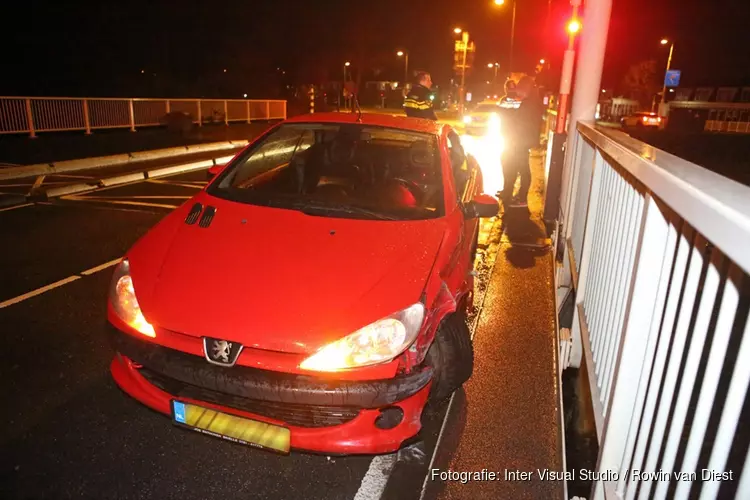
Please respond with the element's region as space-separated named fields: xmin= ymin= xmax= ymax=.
xmin=207 ymin=123 xmax=444 ymax=220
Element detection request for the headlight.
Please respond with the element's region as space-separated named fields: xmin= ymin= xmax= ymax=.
xmin=463 ymin=115 xmax=472 ymax=124
xmin=299 ymin=303 xmax=425 ymax=372
xmin=109 ymin=259 xmax=155 ymax=337
xmin=488 ymin=113 xmax=500 ymax=124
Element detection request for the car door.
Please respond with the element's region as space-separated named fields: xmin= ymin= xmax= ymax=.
xmin=445 ymin=128 xmax=479 ymax=273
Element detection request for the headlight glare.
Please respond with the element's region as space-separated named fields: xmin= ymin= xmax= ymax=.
xmin=299 ymin=303 xmax=425 ymax=371
xmin=463 ymin=115 xmax=472 ymax=124
xmin=109 ymin=259 xmax=155 ymax=337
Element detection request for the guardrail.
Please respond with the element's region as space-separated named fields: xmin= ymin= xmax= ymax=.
xmin=557 ymin=122 xmax=750 ymax=499
xmin=0 ymin=97 xmax=287 ymax=137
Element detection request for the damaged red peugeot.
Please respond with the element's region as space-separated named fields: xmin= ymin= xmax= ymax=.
xmin=107 ymin=112 xmax=499 ymax=455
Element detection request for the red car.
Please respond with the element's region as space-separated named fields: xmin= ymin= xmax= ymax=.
xmin=107 ymin=112 xmax=499 ymax=455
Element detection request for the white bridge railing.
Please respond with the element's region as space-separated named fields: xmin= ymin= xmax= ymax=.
xmin=0 ymin=96 xmax=287 ymax=137
xmin=557 ymin=122 xmax=750 ymax=499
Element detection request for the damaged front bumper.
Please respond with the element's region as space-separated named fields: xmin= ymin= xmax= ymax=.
xmin=108 ymin=326 xmax=433 ymax=454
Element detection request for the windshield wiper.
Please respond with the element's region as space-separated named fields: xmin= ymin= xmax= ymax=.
xmin=291 ymin=201 xmax=399 ymax=221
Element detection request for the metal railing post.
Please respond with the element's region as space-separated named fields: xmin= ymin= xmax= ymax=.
xmin=561 ymin=0 xmax=613 ymax=241
xmin=165 ymin=100 xmax=171 ymax=114
xmin=25 ymin=98 xmax=37 ymax=138
xmin=594 ymin=194 xmax=669 ymax=499
xmin=197 ymin=100 xmax=202 ymax=127
xmin=224 ymin=100 xmax=229 ymax=125
xmin=246 ymin=100 xmax=251 ymax=123
xmin=283 ymin=100 xmax=287 ymax=119
xmin=128 ymin=99 xmax=136 ymax=132
xmin=265 ymin=101 xmax=270 ymax=120
xmin=83 ymin=99 xmax=92 ymax=135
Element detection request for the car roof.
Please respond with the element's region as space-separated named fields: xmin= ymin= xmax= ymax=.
xmin=283 ymin=112 xmax=443 ymax=135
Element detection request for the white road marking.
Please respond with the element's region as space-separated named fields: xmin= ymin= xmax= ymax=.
xmin=62 ymin=195 xmax=178 ymax=209
xmin=80 ymin=258 xmax=121 ymax=276
xmin=0 ymin=203 xmax=33 ymax=212
xmin=37 ymin=201 xmax=163 ymax=214
xmin=0 ymin=257 xmax=125 ymax=309
xmin=354 ymin=455 xmax=397 ymax=500
xmin=0 ymin=275 xmax=80 ymax=309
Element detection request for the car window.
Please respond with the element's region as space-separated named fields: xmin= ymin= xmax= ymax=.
xmin=230 ymin=127 xmax=314 ymax=187
xmin=209 ymin=123 xmax=444 ymax=220
xmin=447 ymin=130 xmax=469 ymax=196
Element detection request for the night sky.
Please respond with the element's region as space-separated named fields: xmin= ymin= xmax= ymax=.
xmin=3 ymin=0 xmax=749 ymax=98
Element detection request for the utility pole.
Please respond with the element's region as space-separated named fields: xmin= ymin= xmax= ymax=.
xmin=542 ymin=0 xmax=582 ymax=228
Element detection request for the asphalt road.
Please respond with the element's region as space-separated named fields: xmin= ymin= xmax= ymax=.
xmin=0 ymin=167 xmax=507 ymax=500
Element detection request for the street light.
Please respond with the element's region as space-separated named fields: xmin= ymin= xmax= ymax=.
xmin=659 ymin=38 xmax=675 ymax=113
xmin=492 ymin=0 xmax=517 ymax=74
xmin=539 ymin=59 xmax=546 ymax=64
xmin=453 ymin=28 xmax=470 ymax=113
xmin=343 ymin=62 xmax=352 ymax=110
xmin=487 ymin=62 xmax=499 ymax=82
xmin=397 ymin=50 xmax=409 ymax=84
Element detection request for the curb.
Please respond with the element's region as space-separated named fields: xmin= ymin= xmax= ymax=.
xmin=0 ymin=140 xmax=249 ymax=182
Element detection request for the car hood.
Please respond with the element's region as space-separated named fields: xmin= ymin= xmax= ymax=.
xmin=128 ymin=194 xmax=445 ymax=354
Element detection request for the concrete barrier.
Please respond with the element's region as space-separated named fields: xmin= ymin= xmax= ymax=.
xmin=0 ymin=140 xmax=249 ymax=181
xmin=42 ymin=183 xmax=100 ymax=198
xmin=147 ymin=160 xmax=215 ymax=179
xmin=99 ymin=172 xmax=146 ymax=187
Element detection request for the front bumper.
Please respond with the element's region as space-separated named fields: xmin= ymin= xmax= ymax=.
xmin=108 ymin=326 xmax=433 ymax=454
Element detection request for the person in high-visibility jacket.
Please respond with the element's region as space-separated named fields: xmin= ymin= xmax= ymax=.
xmin=403 ymin=71 xmax=438 ymax=120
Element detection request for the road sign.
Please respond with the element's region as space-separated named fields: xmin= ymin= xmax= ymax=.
xmin=664 ymin=70 xmax=681 ymax=87
xmin=453 ymin=41 xmax=476 ymax=72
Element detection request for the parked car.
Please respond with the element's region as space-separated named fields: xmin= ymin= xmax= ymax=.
xmin=621 ymin=111 xmax=662 ymax=128
xmin=462 ymin=101 xmax=504 ymax=136
xmin=106 ymin=112 xmax=498 ymax=455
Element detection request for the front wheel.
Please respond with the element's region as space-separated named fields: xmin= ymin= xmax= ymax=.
xmin=425 ymin=313 xmax=474 ymax=402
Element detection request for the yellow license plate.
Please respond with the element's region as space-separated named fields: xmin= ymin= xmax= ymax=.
xmin=171 ymin=400 xmax=290 ymax=454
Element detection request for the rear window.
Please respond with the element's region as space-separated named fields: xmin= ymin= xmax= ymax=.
xmin=208 ymin=123 xmax=444 ymax=220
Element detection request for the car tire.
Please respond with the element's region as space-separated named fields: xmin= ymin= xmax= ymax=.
xmin=426 ymin=313 xmax=474 ymax=403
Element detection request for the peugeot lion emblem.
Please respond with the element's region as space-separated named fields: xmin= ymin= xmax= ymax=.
xmin=203 ymin=337 xmax=243 ymax=367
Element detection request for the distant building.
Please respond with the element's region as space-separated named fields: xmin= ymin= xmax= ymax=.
xmin=667 ymin=85 xmax=750 ymax=133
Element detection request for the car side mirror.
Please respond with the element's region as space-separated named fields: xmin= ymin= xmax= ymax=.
xmin=464 ymin=193 xmax=499 ymax=219
xmin=207 ymin=164 xmax=224 ymax=180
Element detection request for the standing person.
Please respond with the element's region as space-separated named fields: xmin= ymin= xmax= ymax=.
xmin=403 ymin=71 xmax=438 ymax=120
xmin=500 ymin=75 xmax=543 ymax=208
